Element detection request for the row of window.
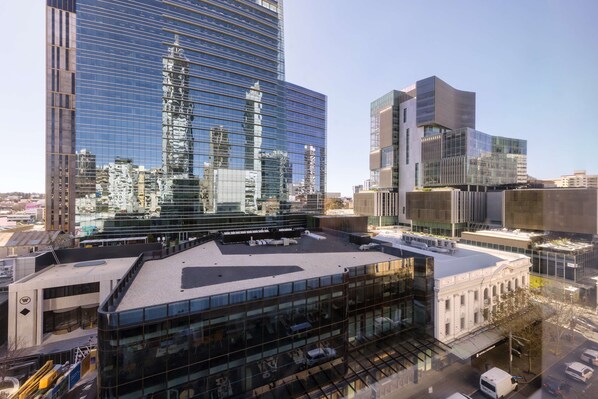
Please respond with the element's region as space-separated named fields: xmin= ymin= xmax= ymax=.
xmin=43 ymin=282 xmax=100 ymax=300
xmin=444 ymin=276 xmax=527 ymax=311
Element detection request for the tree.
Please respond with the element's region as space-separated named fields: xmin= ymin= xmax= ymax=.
xmin=539 ymin=287 xmax=582 ymax=356
xmin=324 ymin=198 xmax=345 ymax=212
xmin=487 ymin=288 xmax=544 ymax=374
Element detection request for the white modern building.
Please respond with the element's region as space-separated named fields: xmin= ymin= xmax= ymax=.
xmin=7 ymin=256 xmax=134 ymax=349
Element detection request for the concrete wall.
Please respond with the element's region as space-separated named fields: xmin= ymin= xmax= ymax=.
xmin=398 ymin=98 xmax=418 ymax=225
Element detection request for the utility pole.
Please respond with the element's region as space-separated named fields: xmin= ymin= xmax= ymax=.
xmin=509 ymin=330 xmax=512 ymax=375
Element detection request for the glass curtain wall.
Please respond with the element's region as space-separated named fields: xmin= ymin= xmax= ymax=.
xmin=71 ymin=0 xmax=325 ymax=237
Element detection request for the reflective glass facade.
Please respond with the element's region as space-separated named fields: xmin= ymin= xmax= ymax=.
xmin=46 ymin=0 xmax=326 ymax=236
xmin=98 ymin=257 xmax=419 ymax=398
xmin=421 ymin=128 xmax=527 ymax=187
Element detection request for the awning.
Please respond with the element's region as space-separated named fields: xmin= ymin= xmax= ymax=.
xmin=449 ymin=328 xmax=505 ymax=360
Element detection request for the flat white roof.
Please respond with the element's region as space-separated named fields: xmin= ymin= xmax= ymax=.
xmin=378 ymin=239 xmax=528 ymax=279
xmin=11 ymin=257 xmax=137 ymax=289
xmin=116 ymin=240 xmax=401 ymax=311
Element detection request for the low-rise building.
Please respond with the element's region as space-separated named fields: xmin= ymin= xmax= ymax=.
xmin=7 ymin=256 xmax=134 ymax=349
xmin=96 ymin=233 xmax=448 ymax=398
xmin=374 ymin=232 xmax=531 ymax=359
xmin=431 ymin=246 xmax=530 ymax=346
xmin=460 ymin=229 xmax=598 ymax=302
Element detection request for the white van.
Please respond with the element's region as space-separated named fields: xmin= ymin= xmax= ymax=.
xmin=480 ymin=367 xmax=517 ymax=398
xmin=565 ymin=361 xmax=593 ymax=383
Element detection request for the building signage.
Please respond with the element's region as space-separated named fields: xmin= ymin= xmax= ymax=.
xmin=19 ymin=296 xmax=31 ymax=305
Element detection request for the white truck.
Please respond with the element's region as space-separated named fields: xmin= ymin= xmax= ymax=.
xmin=480 ymin=367 xmax=517 ymax=398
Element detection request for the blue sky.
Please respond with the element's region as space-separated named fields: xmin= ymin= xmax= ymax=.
xmin=1 ymin=1 xmax=597 ymax=196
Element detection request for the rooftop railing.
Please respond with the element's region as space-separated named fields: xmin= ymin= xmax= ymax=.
xmin=99 ymin=234 xmax=217 ymax=315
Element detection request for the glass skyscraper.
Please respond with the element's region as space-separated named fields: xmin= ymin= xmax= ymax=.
xmin=45 ymin=0 xmax=326 ymax=237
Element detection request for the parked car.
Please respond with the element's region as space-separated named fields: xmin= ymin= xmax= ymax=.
xmin=542 ymin=376 xmax=568 ymax=397
xmin=564 ymin=361 xmax=593 ymax=383
xmin=580 ymin=349 xmax=598 ymax=366
xmin=303 ymin=347 xmax=337 ymax=368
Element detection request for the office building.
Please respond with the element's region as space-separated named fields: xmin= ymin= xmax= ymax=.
xmin=96 ymin=233 xmax=449 ymax=398
xmin=45 ymin=0 xmax=326 ymax=237
xmin=356 ymin=76 xmax=475 ymax=226
xmin=504 ymin=188 xmax=598 ymax=236
xmin=421 ymin=128 xmax=527 ymax=188
xmin=553 ymin=170 xmax=598 ymax=188
xmin=406 ymin=189 xmax=487 ymax=237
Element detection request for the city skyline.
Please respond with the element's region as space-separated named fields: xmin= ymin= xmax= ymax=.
xmin=2 ymin=1 xmax=598 ymax=196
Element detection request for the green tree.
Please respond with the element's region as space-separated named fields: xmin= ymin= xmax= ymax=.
xmin=488 ymin=288 xmax=544 ymax=374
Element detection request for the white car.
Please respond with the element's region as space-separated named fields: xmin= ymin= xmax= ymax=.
xmin=565 ymin=361 xmax=593 ymax=383
xmin=581 ymin=349 xmax=598 ymax=366
xmin=303 ymin=348 xmax=337 ymax=367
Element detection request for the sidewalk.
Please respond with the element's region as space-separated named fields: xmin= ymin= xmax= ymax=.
xmin=392 ymin=322 xmax=586 ymax=399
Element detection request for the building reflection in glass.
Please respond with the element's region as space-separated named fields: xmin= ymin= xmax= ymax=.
xmin=98 ymin=256 xmax=431 ymax=398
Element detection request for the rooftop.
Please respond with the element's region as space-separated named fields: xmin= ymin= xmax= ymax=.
xmin=463 ymin=229 xmax=545 ymax=242
xmin=116 ymin=234 xmax=402 ymax=311
xmin=11 ymin=256 xmax=136 ymax=288
xmin=536 ymin=239 xmax=594 ymax=252
xmin=375 ymin=235 xmax=528 ymax=279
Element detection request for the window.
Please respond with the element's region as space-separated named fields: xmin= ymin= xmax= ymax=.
xmin=43 ymin=282 xmax=100 ymax=299
xmin=460 ymin=295 xmax=465 ymax=306
xmin=381 ymin=146 xmax=393 ymax=168
xmin=474 ymin=312 xmax=479 ymax=324
xmin=474 ymin=291 xmax=479 ymax=301
xmin=445 ymin=322 xmax=450 ymax=336
xmin=460 ymin=317 xmax=465 ymax=330
xmin=445 ymin=299 xmax=450 ymax=311
xmin=403 ymin=107 xmax=407 ymax=123
xmin=406 ymin=128 xmax=410 ymax=165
